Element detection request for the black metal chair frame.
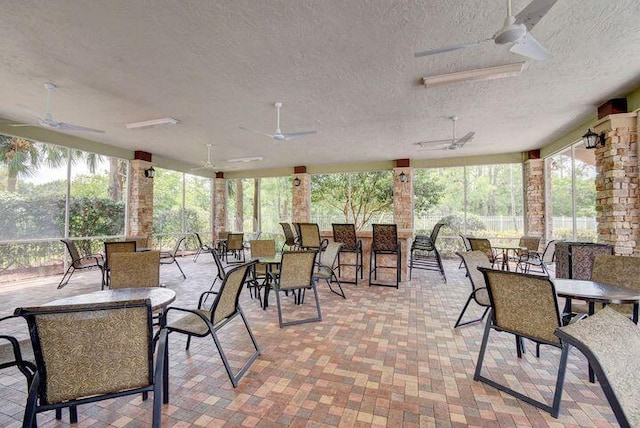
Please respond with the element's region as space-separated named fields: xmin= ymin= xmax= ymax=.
xmin=453 ymin=251 xmax=490 ymax=328
xmin=409 ymin=222 xmax=446 ymax=282
xmin=369 ymin=224 xmax=401 ymax=288
xmin=17 ymin=300 xmax=167 ymax=427
xmin=313 ymin=242 xmax=346 ymax=299
xmin=192 ymin=232 xmax=214 ymax=263
xmin=58 ymin=239 xmax=104 ymax=289
xmin=516 ymin=239 xmax=558 ymax=275
xmin=160 ymin=236 xmax=187 ymax=279
xmin=0 ymin=315 xmax=36 ymax=388
xmin=331 ymin=223 xmax=363 ymax=285
xmin=474 ymin=268 xmax=568 ymax=418
xmin=165 ymin=262 xmax=260 ymax=388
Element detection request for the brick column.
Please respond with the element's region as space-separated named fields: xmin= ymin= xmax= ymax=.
xmin=292 ymin=173 xmax=311 ymax=223
xmin=213 ymin=174 xmax=227 ymax=238
xmin=393 ymin=167 xmax=413 ymax=230
xmin=523 ymin=156 xmax=545 ymax=239
xmin=128 ymin=159 xmax=154 ymax=238
xmin=594 ymin=113 xmax=639 ymax=255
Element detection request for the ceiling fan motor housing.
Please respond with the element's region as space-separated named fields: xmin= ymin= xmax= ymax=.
xmin=494 ymin=16 xmax=526 ymax=44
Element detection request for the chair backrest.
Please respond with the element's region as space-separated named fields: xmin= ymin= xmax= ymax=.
xmin=456 ymin=251 xmax=491 ymax=306
xmin=109 ymin=251 xmax=160 ymax=288
xmin=372 ymin=224 xmax=398 ymax=252
xmin=104 ymin=241 xmax=137 ymax=269
xmin=591 ymin=255 xmax=640 ymax=291
xmin=468 ymin=238 xmax=494 ymax=262
xmin=555 ymin=307 xmax=640 ymax=428
xmin=61 ymin=239 xmax=82 ymax=266
xmin=250 ymin=239 xmax=276 ymax=258
xmin=15 ymin=299 xmax=153 ymax=405
xmin=277 ymin=251 xmax=317 ymax=291
xmin=125 ymin=235 xmax=149 ymax=249
xmin=209 ymin=262 xmax=255 ymax=325
xmin=226 ymin=233 xmax=244 ymax=251
xmin=479 ymin=268 xmax=562 ymax=345
xmin=429 ymin=222 xmax=445 ymax=244
xmin=332 ymin=223 xmax=358 ymax=250
xmin=212 ymin=248 xmax=226 ymax=281
xmin=193 ymin=232 xmax=205 ymax=248
xmin=460 ymin=235 xmax=473 ymax=251
xmin=298 ymin=223 xmax=322 ymax=248
xmin=169 ymin=236 xmax=186 ymax=256
xmin=280 ymin=223 xmax=296 ymax=246
xmin=319 ymin=242 xmax=343 ymax=271
xmin=542 ymin=239 xmax=558 ymax=263
xmin=519 ymin=235 xmax=541 ymax=253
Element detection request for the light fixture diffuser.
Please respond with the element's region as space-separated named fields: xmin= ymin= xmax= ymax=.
xmin=422 ymin=62 xmax=526 ymax=88
xmin=125 ymin=117 xmax=179 ymax=129
xmin=227 ymin=156 xmax=264 ymax=163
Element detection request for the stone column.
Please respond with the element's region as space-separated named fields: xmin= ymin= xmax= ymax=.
xmin=594 ymin=113 xmax=639 ymax=255
xmin=393 ymin=167 xmax=413 ymax=230
xmin=292 ymin=173 xmax=311 ymax=223
xmin=213 ymin=175 xmax=227 ymax=238
xmin=128 ymin=159 xmax=154 ymax=238
xmin=523 ymin=157 xmax=545 ymax=240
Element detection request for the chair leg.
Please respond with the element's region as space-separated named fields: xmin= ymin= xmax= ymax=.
xmin=70 ymin=405 xmax=78 ymax=424
xmin=193 ymin=248 xmax=201 ymax=262
xmin=57 ymin=265 xmax=75 ymax=289
xmin=454 ymin=296 xmax=488 ymax=328
xmin=473 ymin=313 xmax=493 ymax=381
xmin=326 ymin=273 xmax=346 ymax=299
xmin=185 ymin=335 xmax=192 ymax=350
xmin=174 ymin=259 xmax=186 ymax=279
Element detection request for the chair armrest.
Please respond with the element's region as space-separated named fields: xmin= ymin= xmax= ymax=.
xmin=197 ymin=291 xmax=219 ymax=309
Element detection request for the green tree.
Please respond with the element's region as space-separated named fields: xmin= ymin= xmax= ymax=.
xmin=413 ymin=169 xmax=446 ymax=215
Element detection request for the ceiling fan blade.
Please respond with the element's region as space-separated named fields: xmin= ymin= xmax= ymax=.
xmin=239 ymin=126 xmax=274 ymax=138
xmin=18 ymin=104 xmax=45 ymax=121
xmin=509 ymin=33 xmax=551 ymax=61
xmin=282 ymin=130 xmax=317 ymax=140
xmin=414 ymin=39 xmax=490 ymax=58
xmin=514 ymin=0 xmax=559 ymax=31
xmin=456 ymin=132 xmax=475 ymax=145
xmin=10 ymin=123 xmax=37 ymax=128
xmin=56 ymin=122 xmax=105 ymax=133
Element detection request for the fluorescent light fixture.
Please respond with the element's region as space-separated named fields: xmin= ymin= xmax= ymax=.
xmin=422 ymin=62 xmax=526 ymax=88
xmin=125 ymin=117 xmax=179 ymax=129
xmin=227 ymin=156 xmax=264 ymax=163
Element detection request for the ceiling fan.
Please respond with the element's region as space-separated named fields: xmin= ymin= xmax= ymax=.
xmin=239 ymin=102 xmax=316 ymax=142
xmin=191 ymin=144 xmax=218 ymax=171
xmin=416 ymin=116 xmax=474 ymax=151
xmin=415 ymin=0 xmax=559 ymax=61
xmin=12 ymin=83 xmax=105 ymax=133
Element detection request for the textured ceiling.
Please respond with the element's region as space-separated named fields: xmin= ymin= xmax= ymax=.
xmin=0 ymin=0 xmax=639 ymax=174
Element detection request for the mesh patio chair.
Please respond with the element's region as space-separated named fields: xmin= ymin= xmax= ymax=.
xmin=454 ymin=251 xmax=491 ymax=328
xmin=467 ymin=238 xmax=499 ymax=268
xmin=225 ymin=233 xmax=246 ymax=264
xmin=109 ymin=250 xmax=161 ymax=288
xmin=165 ymin=261 xmax=260 ymax=388
xmin=124 ymin=235 xmax=150 ymax=249
xmin=510 ymin=235 xmax=541 ymax=266
xmin=409 ymin=222 xmax=446 ymax=282
xmin=248 ymin=239 xmax=277 ymax=300
xmin=590 ymin=255 xmax=640 ymax=317
xmin=58 ymin=239 xmax=104 ymax=290
xmin=268 ymin=251 xmax=321 ymax=328
xmin=516 ymin=239 xmax=558 ymax=275
xmin=313 ymin=242 xmax=346 ymax=299
xmin=475 ymin=268 xmax=567 ymax=417
xmin=160 ymin=236 xmax=187 ymax=279
xmin=554 ymin=307 xmax=640 ymax=428
xmin=192 ymin=232 xmax=215 ymax=263
xmin=297 ymin=223 xmax=328 ymax=252
xmin=280 ymin=222 xmax=299 ymax=252
xmin=458 ymin=235 xmax=474 ymax=269
xmin=103 ymin=241 xmax=136 ymax=288
xmin=369 ymin=224 xmax=401 ymax=288
xmin=16 ymin=299 xmax=167 ymax=427
xmin=331 ymin=223 xmax=363 ymax=284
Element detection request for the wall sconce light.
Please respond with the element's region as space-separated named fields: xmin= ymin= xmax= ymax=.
xmin=144 ymin=166 xmax=155 ymax=178
xmin=398 ymin=172 xmax=407 ymax=183
xmin=582 ymin=129 xmax=605 ymax=149
xmin=293 ymin=177 xmax=301 ymax=187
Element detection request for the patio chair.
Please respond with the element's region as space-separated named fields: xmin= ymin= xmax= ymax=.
xmin=268 ymin=251 xmax=321 ymax=327
xmin=554 ymin=307 xmax=640 ymax=428
xmin=467 ymin=238 xmax=499 ymax=268
xmin=192 ymin=232 xmax=215 ymax=263
xmin=225 ymin=233 xmax=246 ymax=264
xmin=409 ymin=222 xmax=446 ymax=282
xmin=165 ymin=261 xmax=260 ymax=388
xmin=369 ymin=224 xmax=401 ymax=288
xmin=124 ymin=235 xmax=150 ymax=249
xmin=58 ymin=239 xmax=104 ymax=290
xmin=590 ymin=255 xmax=640 ymax=316
xmin=331 ymin=223 xmax=363 ymax=284
xmin=0 ymin=315 xmax=36 ymax=391
xmin=16 ymin=299 xmax=167 ymax=427
xmin=510 ymin=235 xmax=541 ymax=266
xmin=297 ymin=223 xmax=328 ymax=252
xmin=109 ymin=250 xmax=160 ymax=288
xmin=313 ymin=242 xmax=345 ymax=299
xmin=475 ymin=268 xmax=567 ymax=417
xmin=458 ymin=235 xmax=473 ymax=269
xmin=248 ymin=239 xmax=277 ymax=300
xmin=103 ymin=241 xmax=137 ymax=288
xmin=454 ymin=251 xmax=491 ymax=328
xmin=160 ymin=236 xmax=187 ymax=279
xmin=280 ymin=222 xmax=298 ymax=252
xmin=516 ymin=239 xmax=558 ymax=275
